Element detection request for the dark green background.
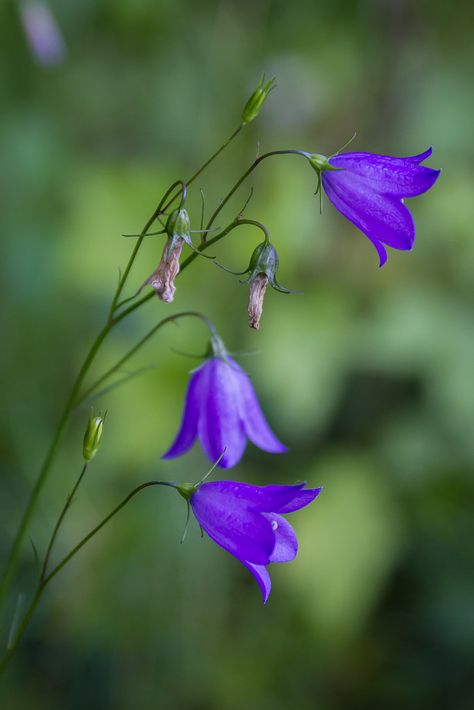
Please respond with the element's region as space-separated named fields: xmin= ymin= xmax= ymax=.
xmin=1 ymin=0 xmax=473 ymax=708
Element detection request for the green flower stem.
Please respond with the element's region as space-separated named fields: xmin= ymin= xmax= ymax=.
xmin=75 ymin=311 xmax=214 ymax=408
xmin=0 ymin=481 xmax=176 ymax=675
xmin=160 ymin=125 xmax=243 ymax=215
xmin=39 ymin=463 xmax=88 ymax=584
xmin=109 ymin=180 xmax=184 ymax=318
xmin=0 ymin=128 xmax=244 ymax=615
xmin=0 ymin=320 xmax=112 ymax=611
xmin=204 ymin=149 xmax=307 ymax=233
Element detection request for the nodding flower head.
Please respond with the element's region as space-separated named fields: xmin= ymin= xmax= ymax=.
xmin=178 ymin=479 xmax=322 ymax=603
xmin=162 ymin=333 xmax=287 ymax=468
xmin=307 ymin=147 xmax=440 ymax=267
xmin=146 ymin=207 xmax=192 ymax=303
xmin=241 ymin=240 xmax=297 ymax=330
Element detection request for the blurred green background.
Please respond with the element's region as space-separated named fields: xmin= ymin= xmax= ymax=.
xmin=1 ymin=0 xmax=473 ymax=708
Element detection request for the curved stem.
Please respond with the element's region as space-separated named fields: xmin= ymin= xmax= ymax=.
xmin=0 ymin=481 xmax=176 ymax=675
xmin=233 ymin=218 xmax=271 ymax=243
xmin=39 ymin=463 xmax=88 ymax=584
xmin=204 ymin=149 xmax=307 ymax=233
xmin=109 ymin=180 xmax=184 ymax=318
xmin=44 ymin=481 xmax=176 ymax=586
xmin=76 ymin=311 xmax=214 ymax=407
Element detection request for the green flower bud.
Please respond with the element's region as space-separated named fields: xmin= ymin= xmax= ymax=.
xmin=83 ymin=413 xmax=105 ymax=462
xmin=241 ymin=74 xmax=276 ymax=125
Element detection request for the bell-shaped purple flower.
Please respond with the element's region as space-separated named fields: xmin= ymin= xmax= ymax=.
xmin=308 ymin=147 xmax=440 ymax=266
xmin=163 ymin=335 xmax=287 ymax=468
xmin=186 ymin=480 xmax=322 ymax=602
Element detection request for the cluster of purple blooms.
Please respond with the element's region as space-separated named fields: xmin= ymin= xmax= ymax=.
xmin=143 ymin=87 xmax=440 ymax=602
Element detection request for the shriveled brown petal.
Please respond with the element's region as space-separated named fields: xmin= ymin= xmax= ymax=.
xmin=146 ymin=237 xmax=184 ymax=303
xmin=248 ymin=274 xmax=268 ymax=330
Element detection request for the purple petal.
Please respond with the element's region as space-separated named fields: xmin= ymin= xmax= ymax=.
xmin=241 ymin=561 xmax=272 ymax=603
xmin=230 ymin=357 xmax=287 ymax=454
xmin=197 ymin=359 xmax=247 ymax=468
xmin=322 ymin=171 xmax=415 ymax=266
xmin=275 ymin=486 xmax=323 ymax=513
xmin=328 ymin=151 xmax=440 ymax=197
xmin=191 ymin=485 xmax=276 ymax=564
xmin=405 ymin=147 xmax=433 ymax=162
xmin=195 ymin=481 xmax=321 ymax=514
xmin=162 ymin=366 xmax=204 ymax=459
xmin=263 ymin=514 xmax=298 ymax=562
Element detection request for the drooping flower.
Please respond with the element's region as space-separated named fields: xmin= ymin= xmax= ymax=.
xmin=177 ymin=479 xmax=322 ymax=603
xmin=307 ymin=147 xmax=440 ymax=266
xmin=217 ymin=234 xmax=297 ymax=330
xmin=162 ymin=333 xmax=287 ymax=468
xmin=146 ymin=208 xmax=191 ymax=303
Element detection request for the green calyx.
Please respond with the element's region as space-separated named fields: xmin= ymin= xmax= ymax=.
xmin=166 ymin=207 xmax=191 ymax=243
xmin=306 ymin=153 xmax=341 ymax=210
xmin=244 ymin=241 xmax=297 ymax=294
xmin=175 ymin=482 xmax=195 ymax=501
xmin=241 ymin=74 xmax=276 ymax=125
xmin=208 ymin=332 xmax=228 ymax=360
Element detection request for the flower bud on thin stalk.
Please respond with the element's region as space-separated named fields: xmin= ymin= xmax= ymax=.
xmin=241 ymin=74 xmax=276 ymax=125
xmin=83 ymin=412 xmax=105 ymax=462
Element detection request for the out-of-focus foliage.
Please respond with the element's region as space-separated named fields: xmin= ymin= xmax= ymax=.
xmin=1 ymin=0 xmax=473 ymax=708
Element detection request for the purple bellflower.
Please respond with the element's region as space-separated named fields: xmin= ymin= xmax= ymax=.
xmin=307 ymin=147 xmax=440 ymax=266
xmin=163 ymin=333 xmax=287 ymax=468
xmin=177 ymin=479 xmax=322 ymax=603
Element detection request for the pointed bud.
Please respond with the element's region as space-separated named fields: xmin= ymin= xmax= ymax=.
xmin=146 ymin=235 xmax=184 ymax=303
xmin=83 ymin=413 xmax=105 ymax=462
xmin=241 ymin=75 xmax=276 ymax=125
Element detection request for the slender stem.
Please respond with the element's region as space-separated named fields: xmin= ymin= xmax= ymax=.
xmin=76 ymin=311 xmax=214 ymax=407
xmin=0 ymin=585 xmax=43 ymax=675
xmin=0 ymin=481 xmax=175 ymax=675
xmin=109 ymin=180 xmax=184 ymax=317
xmin=204 ymin=149 xmax=307 ymax=233
xmin=39 ymin=463 xmax=88 ymax=584
xmin=0 ymin=126 xmax=244 ymax=614
xmin=160 ymin=125 xmax=243 ymax=215
xmin=0 ymin=321 xmax=112 ymax=611
xmin=44 ymin=481 xmax=175 ymax=586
